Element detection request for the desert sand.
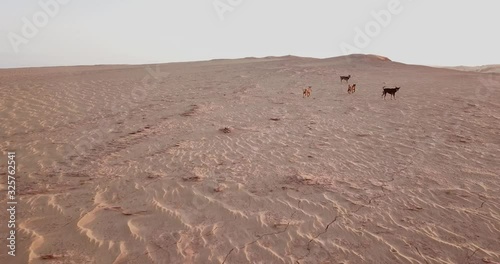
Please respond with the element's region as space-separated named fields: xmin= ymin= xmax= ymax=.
xmin=441 ymin=65 xmax=500 ymax=74
xmin=0 ymin=54 xmax=499 ymax=264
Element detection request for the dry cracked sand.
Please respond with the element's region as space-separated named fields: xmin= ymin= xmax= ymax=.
xmin=0 ymin=54 xmax=499 ymax=264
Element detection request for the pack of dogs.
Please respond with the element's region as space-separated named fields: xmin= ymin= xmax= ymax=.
xmin=301 ymin=75 xmax=401 ymax=100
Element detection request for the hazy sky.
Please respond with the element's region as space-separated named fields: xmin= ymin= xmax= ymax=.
xmin=1 ymin=0 xmax=499 ymax=68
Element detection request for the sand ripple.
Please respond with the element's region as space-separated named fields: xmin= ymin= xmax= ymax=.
xmin=0 ymin=57 xmax=499 ymax=263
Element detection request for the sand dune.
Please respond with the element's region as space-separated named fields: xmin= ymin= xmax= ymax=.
xmin=0 ymin=55 xmax=499 ymax=263
xmin=440 ymin=65 xmax=500 ymax=74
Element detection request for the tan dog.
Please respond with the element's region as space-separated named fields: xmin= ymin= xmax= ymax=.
xmin=303 ymin=87 xmax=311 ymax=98
xmin=303 ymin=86 xmax=312 ymax=98
xmin=348 ymin=84 xmax=356 ymax=94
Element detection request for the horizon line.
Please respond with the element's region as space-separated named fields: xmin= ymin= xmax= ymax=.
xmin=0 ymin=54 xmax=498 ymax=71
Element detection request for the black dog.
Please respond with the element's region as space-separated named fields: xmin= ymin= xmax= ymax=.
xmin=382 ymin=86 xmax=400 ymax=100
xmin=340 ymin=75 xmax=351 ymax=83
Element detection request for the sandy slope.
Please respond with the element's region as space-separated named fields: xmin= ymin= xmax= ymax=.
xmin=436 ymin=64 xmax=500 ymax=74
xmin=0 ymin=55 xmax=499 ymax=264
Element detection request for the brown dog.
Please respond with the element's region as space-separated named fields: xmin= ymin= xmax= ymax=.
xmin=382 ymin=86 xmax=400 ymax=99
xmin=340 ymin=75 xmax=351 ymax=83
xmin=303 ymin=86 xmax=312 ymax=98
